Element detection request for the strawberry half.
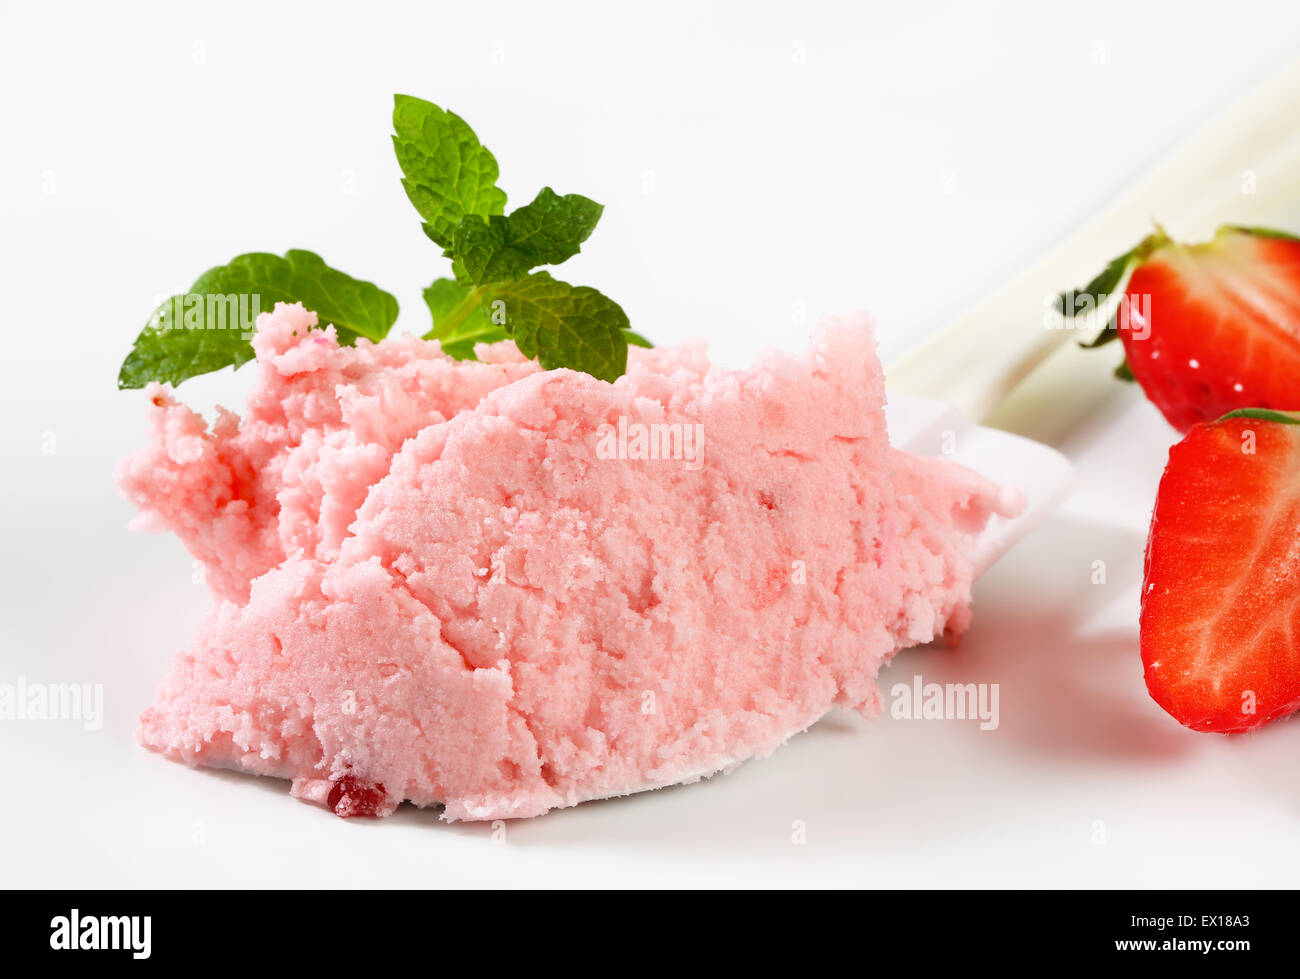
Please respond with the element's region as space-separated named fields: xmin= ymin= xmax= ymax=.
xmin=1060 ymin=225 xmax=1300 ymax=433
xmin=1141 ymin=408 xmax=1300 ymax=732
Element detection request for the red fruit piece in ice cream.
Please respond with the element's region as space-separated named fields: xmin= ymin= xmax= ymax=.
xmin=327 ymin=775 xmax=390 ymax=818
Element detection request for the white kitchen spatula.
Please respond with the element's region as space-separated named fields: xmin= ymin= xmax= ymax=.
xmin=885 ymin=54 xmax=1300 ymax=569
xmin=885 ymin=395 xmax=1074 ymax=576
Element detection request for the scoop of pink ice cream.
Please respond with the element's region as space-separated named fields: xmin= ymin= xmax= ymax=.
xmin=123 ymin=303 xmax=1020 ymax=820
xmin=115 ymin=303 xmax=540 ymax=603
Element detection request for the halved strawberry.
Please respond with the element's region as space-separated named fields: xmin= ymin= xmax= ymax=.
xmin=1142 ymin=408 xmax=1300 ymax=732
xmin=1060 ymin=225 xmax=1300 ymax=433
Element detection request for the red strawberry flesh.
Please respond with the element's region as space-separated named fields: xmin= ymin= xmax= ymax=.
xmin=1119 ymin=229 xmax=1300 ymax=432
xmin=1142 ymin=413 xmax=1300 ymax=732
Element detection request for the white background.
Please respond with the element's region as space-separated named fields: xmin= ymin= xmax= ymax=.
xmin=4 ymin=0 xmax=1300 ymax=887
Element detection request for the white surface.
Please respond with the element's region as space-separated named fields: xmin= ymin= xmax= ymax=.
xmin=5 ymin=1 xmax=1300 ymax=888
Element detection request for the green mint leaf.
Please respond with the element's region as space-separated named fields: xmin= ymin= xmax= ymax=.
xmin=486 ymin=271 xmax=629 ymax=381
xmin=421 ymin=277 xmax=507 ymax=359
xmin=452 ymin=187 xmax=603 ymax=285
xmin=392 ymin=95 xmax=508 ymax=250
xmin=422 ymin=276 xmax=475 ymax=330
xmin=118 ymin=250 xmax=398 ymax=389
xmin=623 ymin=328 xmax=653 ymax=348
xmin=439 ymin=332 xmax=508 ymax=360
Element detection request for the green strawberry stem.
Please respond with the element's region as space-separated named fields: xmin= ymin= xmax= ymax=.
xmin=1219 ymin=408 xmax=1300 ymax=425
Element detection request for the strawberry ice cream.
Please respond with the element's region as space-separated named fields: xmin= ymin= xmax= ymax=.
xmin=119 ymin=303 xmax=1020 ymax=820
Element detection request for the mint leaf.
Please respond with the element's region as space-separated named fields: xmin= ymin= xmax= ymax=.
xmin=486 ymin=272 xmax=628 ymax=381
xmin=392 ymin=95 xmax=507 ymax=250
xmin=422 ymin=276 xmax=476 ymax=330
xmin=422 ymin=277 xmax=507 ymax=359
xmin=440 ymin=331 xmax=509 ymax=360
xmin=118 ymin=250 xmax=398 ymax=389
xmin=623 ymin=328 xmax=652 ymax=348
xmin=453 ymin=187 xmax=603 ymax=285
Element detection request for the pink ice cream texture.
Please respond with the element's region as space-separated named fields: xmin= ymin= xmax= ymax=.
xmin=118 ymin=303 xmax=1021 ymax=820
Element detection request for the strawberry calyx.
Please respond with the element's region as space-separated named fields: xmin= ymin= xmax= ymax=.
xmin=1059 ymin=224 xmax=1300 ymax=349
xmin=1059 ymin=224 xmax=1300 ymax=432
xmin=1217 ymin=407 xmax=1300 ymax=425
xmin=1057 ymin=226 xmax=1172 ymax=346
xmin=1219 ymin=225 xmax=1300 ymax=243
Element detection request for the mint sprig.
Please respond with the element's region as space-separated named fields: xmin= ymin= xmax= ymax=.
xmin=119 ymin=96 xmax=646 ymax=390
xmin=118 ymin=250 xmax=398 ymax=389
xmin=394 ymin=96 xmax=640 ymax=376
